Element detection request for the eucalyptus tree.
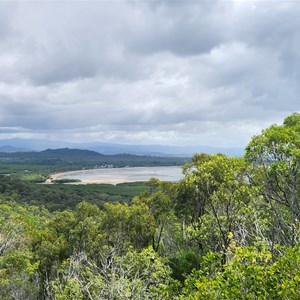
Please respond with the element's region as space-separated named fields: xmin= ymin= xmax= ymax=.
xmin=50 ymin=247 xmax=179 ymax=300
xmin=245 ymin=113 xmax=300 ymax=247
xmin=178 ymin=154 xmax=259 ymax=263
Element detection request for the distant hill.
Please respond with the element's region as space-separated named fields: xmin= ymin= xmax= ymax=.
xmin=3 ymin=148 xmax=107 ymax=162
xmin=40 ymin=148 xmax=103 ymax=157
xmin=0 ymin=138 xmax=244 ymax=157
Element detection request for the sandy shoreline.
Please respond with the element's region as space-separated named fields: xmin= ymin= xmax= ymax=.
xmin=45 ymin=169 xmax=143 ymax=185
xmin=45 ymin=170 xmax=129 ymax=184
xmin=44 ymin=166 xmax=183 ymax=185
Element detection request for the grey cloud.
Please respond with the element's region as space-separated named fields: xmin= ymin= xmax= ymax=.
xmin=0 ymin=1 xmax=300 ymax=147
xmin=0 ymin=3 xmax=15 ymax=40
xmin=127 ymin=1 xmax=227 ymax=56
xmin=0 ymin=1 xmax=135 ymax=85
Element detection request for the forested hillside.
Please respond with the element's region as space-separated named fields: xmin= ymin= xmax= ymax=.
xmin=2 ymin=113 xmax=300 ymax=299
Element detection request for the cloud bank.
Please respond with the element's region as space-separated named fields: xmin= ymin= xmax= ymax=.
xmin=0 ymin=0 xmax=299 ymax=148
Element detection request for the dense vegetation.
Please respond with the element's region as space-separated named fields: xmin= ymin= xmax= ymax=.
xmin=0 ymin=177 xmax=150 ymax=211
xmin=2 ymin=113 xmax=300 ymax=299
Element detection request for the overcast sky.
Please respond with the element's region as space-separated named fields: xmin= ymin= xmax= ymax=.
xmin=0 ymin=0 xmax=299 ymax=148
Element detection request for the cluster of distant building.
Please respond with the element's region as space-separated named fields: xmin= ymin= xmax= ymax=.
xmin=99 ymin=164 xmax=114 ymax=168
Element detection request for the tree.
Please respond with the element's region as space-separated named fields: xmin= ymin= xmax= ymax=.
xmin=134 ymin=179 xmax=178 ymax=253
xmin=0 ymin=201 xmax=49 ymax=300
xmin=101 ymin=201 xmax=156 ymax=252
xmin=178 ymin=154 xmax=258 ymax=263
xmin=245 ymin=113 xmax=300 ymax=247
xmin=51 ymin=247 xmax=179 ymax=300
xmin=181 ymin=242 xmax=300 ymax=300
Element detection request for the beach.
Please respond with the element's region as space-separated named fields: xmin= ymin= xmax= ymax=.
xmin=45 ymin=166 xmax=183 ymax=185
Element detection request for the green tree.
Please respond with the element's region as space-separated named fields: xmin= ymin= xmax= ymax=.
xmin=101 ymin=201 xmax=156 ymax=252
xmin=181 ymin=242 xmax=300 ymax=300
xmin=178 ymin=154 xmax=258 ymax=263
xmin=51 ymin=247 xmax=179 ymax=300
xmin=133 ymin=179 xmax=178 ymax=253
xmin=0 ymin=201 xmax=49 ymax=299
xmin=245 ymin=113 xmax=300 ymax=247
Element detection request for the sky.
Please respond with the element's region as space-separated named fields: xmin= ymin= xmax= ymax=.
xmin=0 ymin=0 xmax=299 ymax=148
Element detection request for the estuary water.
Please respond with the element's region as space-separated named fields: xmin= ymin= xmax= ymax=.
xmin=53 ymin=166 xmax=184 ymax=184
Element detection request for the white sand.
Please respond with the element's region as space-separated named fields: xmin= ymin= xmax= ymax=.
xmin=46 ymin=170 xmax=134 ymax=185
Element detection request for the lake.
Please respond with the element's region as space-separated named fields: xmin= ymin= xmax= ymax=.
xmin=53 ymin=166 xmax=184 ymax=184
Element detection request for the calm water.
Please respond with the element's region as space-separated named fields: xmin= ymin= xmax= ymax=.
xmin=57 ymin=166 xmax=184 ymax=184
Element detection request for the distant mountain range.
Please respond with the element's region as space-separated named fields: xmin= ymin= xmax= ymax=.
xmin=0 ymin=138 xmax=244 ymax=157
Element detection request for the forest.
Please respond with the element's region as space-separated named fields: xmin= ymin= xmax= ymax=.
xmin=1 ymin=113 xmax=300 ymax=299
